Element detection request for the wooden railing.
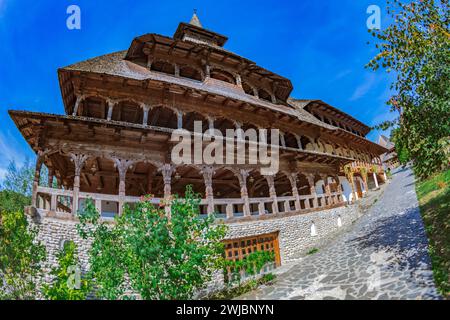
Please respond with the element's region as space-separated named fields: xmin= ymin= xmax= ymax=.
xmin=36 ymin=186 xmax=344 ymax=221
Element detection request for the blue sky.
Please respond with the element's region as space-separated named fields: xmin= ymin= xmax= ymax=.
xmin=0 ymin=0 xmax=396 ymax=180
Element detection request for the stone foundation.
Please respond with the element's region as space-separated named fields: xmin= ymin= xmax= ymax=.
xmin=26 ymin=203 xmax=362 ymax=296
xmin=225 ymin=204 xmax=360 ymax=263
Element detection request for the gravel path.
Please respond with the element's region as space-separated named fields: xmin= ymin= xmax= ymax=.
xmin=240 ymin=167 xmax=441 ymax=300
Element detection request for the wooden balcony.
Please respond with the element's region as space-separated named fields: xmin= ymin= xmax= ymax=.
xmin=35 ymin=186 xmax=345 ymax=223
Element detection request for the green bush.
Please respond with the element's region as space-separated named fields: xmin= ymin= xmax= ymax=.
xmin=77 ymin=186 xmax=228 ymax=300
xmin=0 ymin=210 xmax=46 ymax=299
xmin=42 ymin=241 xmax=90 ymax=300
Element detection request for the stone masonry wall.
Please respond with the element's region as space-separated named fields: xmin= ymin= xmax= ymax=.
xmin=27 ymin=203 xmax=362 ymax=295
xmin=225 ymin=205 xmax=361 ymax=263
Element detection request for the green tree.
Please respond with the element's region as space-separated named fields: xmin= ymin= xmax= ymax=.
xmin=1 ymin=159 xmax=34 ymax=196
xmin=0 ymin=159 xmax=53 ymax=213
xmin=0 ymin=190 xmax=31 ymax=213
xmin=368 ymin=0 xmax=450 ymax=179
xmin=42 ymin=241 xmax=90 ymax=300
xmin=77 ymin=186 xmax=228 ymax=300
xmin=0 ymin=210 xmax=46 ymax=299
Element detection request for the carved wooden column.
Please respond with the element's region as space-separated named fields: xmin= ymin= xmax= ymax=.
xmin=159 ymin=164 xmax=175 ymax=217
xmin=201 ymin=166 xmax=215 ymax=215
xmin=141 ymin=104 xmax=151 ymax=125
xmin=70 ymin=153 xmax=88 ymax=215
xmin=106 ymin=99 xmax=116 ymax=121
xmin=280 ymin=133 xmax=286 ymax=148
xmin=270 ymin=93 xmax=277 ymax=104
xmin=305 ymin=173 xmax=318 ymax=208
xmin=114 ymin=159 xmax=134 ymax=216
xmin=233 ymin=169 xmax=251 ymax=217
xmin=72 ymin=94 xmax=84 ymax=116
xmin=207 ymin=117 xmax=215 ymax=131
xmin=295 ymin=134 xmax=303 ymax=150
xmin=235 ymin=74 xmax=242 ymax=88
xmin=177 ymin=111 xmax=183 ymax=129
xmin=265 ymin=175 xmax=278 ymax=214
xmin=31 ymin=154 xmax=44 ymax=207
xmin=252 ymin=87 xmax=259 ymax=98
xmin=321 ymin=174 xmax=332 ymax=205
xmin=288 ymin=173 xmax=301 ymax=211
xmin=334 ymin=175 xmax=343 ymax=203
xmin=47 ymin=167 xmax=54 ymax=188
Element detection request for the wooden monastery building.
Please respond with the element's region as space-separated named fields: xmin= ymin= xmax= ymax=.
xmin=9 ymin=14 xmax=389 ymax=268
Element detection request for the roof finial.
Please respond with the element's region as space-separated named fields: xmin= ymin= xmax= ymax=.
xmin=189 ymin=9 xmax=203 ymax=28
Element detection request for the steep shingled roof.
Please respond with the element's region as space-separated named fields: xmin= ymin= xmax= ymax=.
xmin=189 ymin=11 xmax=203 ymax=28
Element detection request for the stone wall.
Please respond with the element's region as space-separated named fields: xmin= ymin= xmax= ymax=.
xmin=26 ymin=203 xmax=362 ymax=295
xmin=26 ymin=208 xmax=92 ymax=286
xmin=225 ymin=205 xmax=361 ymax=263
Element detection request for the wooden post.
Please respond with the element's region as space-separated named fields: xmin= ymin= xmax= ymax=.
xmin=295 ymin=134 xmax=303 ymax=150
xmin=48 ymin=167 xmax=54 ymax=188
xmin=106 ymin=99 xmax=115 ymax=121
xmin=50 ymin=194 xmax=57 ymax=211
xmin=280 ymin=133 xmax=286 ymax=147
xmin=70 ymin=153 xmax=88 ymax=215
xmin=226 ymin=204 xmax=234 ymax=219
xmin=201 ymin=166 xmax=215 ymax=215
xmin=159 ymin=164 xmax=175 ymax=217
xmin=114 ymin=158 xmax=134 ymax=216
xmin=288 ymin=172 xmax=301 ymax=211
xmin=265 ymin=175 xmax=278 ymax=214
xmin=142 ymin=104 xmax=150 ymax=126
xmin=321 ymin=174 xmax=332 ymax=205
xmin=306 ymin=174 xmax=318 ymax=208
xmin=258 ymin=202 xmax=265 ymax=215
xmin=32 ymin=155 xmax=43 ymax=207
xmin=72 ymin=95 xmax=84 ymax=116
xmin=177 ymin=111 xmax=183 ymax=129
xmin=233 ymin=169 xmax=251 ymax=217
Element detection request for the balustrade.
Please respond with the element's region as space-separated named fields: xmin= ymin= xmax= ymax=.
xmin=35 ymin=186 xmax=344 ymax=222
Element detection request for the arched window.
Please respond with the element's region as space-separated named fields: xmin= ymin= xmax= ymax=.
xmin=80 ymin=96 xmax=107 ymax=119
xmin=284 ymin=133 xmax=299 ymax=149
xmin=179 ymin=65 xmax=202 ymax=81
xmin=210 ymin=69 xmax=235 ymax=84
xmin=242 ymin=82 xmax=255 ymax=96
xmin=300 ymin=136 xmax=314 ymax=151
xmin=111 ymin=100 xmax=143 ymax=124
xmin=183 ymin=112 xmax=208 ymax=132
xmin=151 ymin=60 xmax=175 ymax=75
xmin=258 ymin=89 xmax=272 ymax=103
xmin=147 ymin=106 xmax=178 ymax=129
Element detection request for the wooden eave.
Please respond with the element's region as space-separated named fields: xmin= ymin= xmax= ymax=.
xmin=57 ymin=69 xmax=387 ymax=155
xmin=124 ymin=33 xmax=293 ymax=99
xmin=8 ymin=110 xmax=356 ymax=165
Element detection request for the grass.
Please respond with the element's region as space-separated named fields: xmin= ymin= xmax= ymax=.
xmin=307 ymin=248 xmax=319 ymax=255
xmin=207 ymin=273 xmax=276 ymax=300
xmin=416 ymin=169 xmax=450 ymax=299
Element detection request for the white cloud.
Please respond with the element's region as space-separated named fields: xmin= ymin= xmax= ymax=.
xmin=349 ymin=74 xmax=377 ymax=101
xmin=0 ymin=167 xmax=6 ymax=182
xmin=334 ymin=69 xmax=352 ymax=80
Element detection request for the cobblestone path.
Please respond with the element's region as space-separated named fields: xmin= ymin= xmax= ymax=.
xmin=240 ymin=167 xmax=441 ymax=300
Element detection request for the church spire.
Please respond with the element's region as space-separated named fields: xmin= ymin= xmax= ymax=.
xmin=189 ymin=9 xmax=203 ymax=28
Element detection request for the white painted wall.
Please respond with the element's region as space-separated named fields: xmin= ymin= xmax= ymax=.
xmin=339 ymin=176 xmax=353 ymax=202
xmin=315 ymin=180 xmax=325 ymax=195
